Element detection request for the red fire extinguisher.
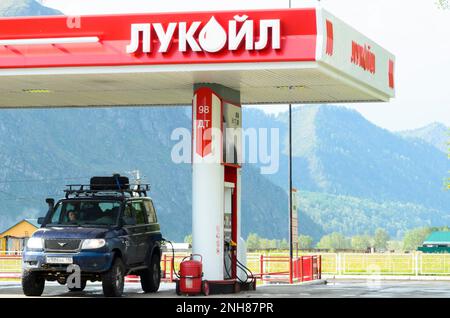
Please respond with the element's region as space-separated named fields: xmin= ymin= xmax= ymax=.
xmin=178 ymin=254 xmax=204 ymax=295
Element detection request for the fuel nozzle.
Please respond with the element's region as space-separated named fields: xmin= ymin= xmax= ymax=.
xmin=224 ymin=240 xmax=237 ymax=251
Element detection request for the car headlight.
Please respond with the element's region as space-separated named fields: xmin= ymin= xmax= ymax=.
xmin=27 ymin=237 xmax=44 ymax=249
xmin=81 ymin=239 xmax=106 ymax=250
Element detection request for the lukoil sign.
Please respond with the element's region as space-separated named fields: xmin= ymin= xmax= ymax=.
xmin=126 ymin=15 xmax=281 ymax=54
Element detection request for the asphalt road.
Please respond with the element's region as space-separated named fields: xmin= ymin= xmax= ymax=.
xmin=1 ymin=279 xmax=450 ymax=298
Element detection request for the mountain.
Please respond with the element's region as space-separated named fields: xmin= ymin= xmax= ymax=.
xmin=298 ymin=191 xmax=450 ymax=239
xmin=245 ymin=106 xmax=449 ymax=210
xmin=0 ymin=0 xmax=62 ymax=16
xmin=0 ymin=107 xmax=324 ymax=242
xmin=243 ymin=105 xmax=450 ymax=238
xmin=398 ymin=122 xmax=449 ymax=153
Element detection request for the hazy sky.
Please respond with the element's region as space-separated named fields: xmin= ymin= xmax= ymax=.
xmin=42 ymin=0 xmax=450 ymax=131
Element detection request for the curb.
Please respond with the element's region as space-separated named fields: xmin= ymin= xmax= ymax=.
xmin=323 ymin=274 xmax=450 ymax=281
xmin=291 ymin=279 xmax=327 ymax=286
xmin=260 ymin=279 xmax=327 ymax=287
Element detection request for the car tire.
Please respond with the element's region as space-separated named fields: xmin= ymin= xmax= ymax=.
xmin=202 ymin=281 xmax=210 ymax=296
xmin=176 ymin=280 xmax=181 ymax=296
xmin=22 ymin=271 xmax=45 ymax=296
xmin=102 ymin=258 xmax=125 ymax=297
xmin=68 ymin=279 xmax=87 ymax=292
xmin=140 ymin=253 xmax=160 ymax=293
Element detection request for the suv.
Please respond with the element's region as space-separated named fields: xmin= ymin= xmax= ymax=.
xmin=22 ymin=175 xmax=163 ymax=297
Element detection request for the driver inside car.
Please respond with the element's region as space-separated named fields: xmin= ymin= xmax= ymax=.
xmin=67 ymin=210 xmax=78 ymax=223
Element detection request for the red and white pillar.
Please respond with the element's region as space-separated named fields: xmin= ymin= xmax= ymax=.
xmin=191 ymin=84 xmax=242 ymax=281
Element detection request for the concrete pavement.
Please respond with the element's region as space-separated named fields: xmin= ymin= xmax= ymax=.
xmin=1 ymin=279 xmax=450 ymax=298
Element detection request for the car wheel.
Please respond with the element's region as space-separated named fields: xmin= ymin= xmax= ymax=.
xmin=202 ymin=281 xmax=210 ymax=296
xmin=22 ymin=271 xmax=45 ymax=296
xmin=102 ymin=258 xmax=125 ymax=297
xmin=140 ymin=253 xmax=160 ymax=293
xmin=176 ymin=280 xmax=181 ymax=295
xmin=68 ymin=279 xmax=87 ymax=292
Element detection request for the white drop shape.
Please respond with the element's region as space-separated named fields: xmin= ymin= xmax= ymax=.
xmin=198 ymin=16 xmax=227 ymax=53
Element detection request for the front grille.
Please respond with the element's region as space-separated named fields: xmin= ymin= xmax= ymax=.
xmin=44 ymin=239 xmax=81 ymax=252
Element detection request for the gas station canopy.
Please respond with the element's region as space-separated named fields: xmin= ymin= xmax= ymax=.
xmin=0 ymin=8 xmax=395 ymax=108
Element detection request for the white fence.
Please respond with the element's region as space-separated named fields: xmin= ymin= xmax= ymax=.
xmin=3 ymin=252 xmax=450 ymax=278
xmin=321 ymin=253 xmax=450 ymax=276
xmin=247 ymin=252 xmax=450 ymax=276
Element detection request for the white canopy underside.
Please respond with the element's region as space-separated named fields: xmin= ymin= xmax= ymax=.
xmin=0 ymin=61 xmax=390 ymax=108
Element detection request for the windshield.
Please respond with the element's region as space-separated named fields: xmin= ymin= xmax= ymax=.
xmin=47 ymin=200 xmax=121 ymax=227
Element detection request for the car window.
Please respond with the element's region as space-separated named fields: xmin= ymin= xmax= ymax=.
xmin=48 ymin=200 xmax=121 ymax=226
xmin=51 ymin=202 xmax=77 ymax=224
xmin=50 ymin=203 xmax=64 ymax=223
xmin=123 ymin=204 xmax=135 ymax=225
xmin=132 ymin=201 xmax=147 ymax=225
xmin=124 ymin=204 xmax=133 ymax=218
xmin=144 ymin=200 xmax=157 ymax=223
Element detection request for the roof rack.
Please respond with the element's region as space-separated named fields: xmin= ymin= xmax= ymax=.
xmin=64 ymin=183 xmax=150 ymax=199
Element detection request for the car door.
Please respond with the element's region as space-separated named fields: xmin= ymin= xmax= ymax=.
xmin=143 ymin=199 xmax=161 ymax=240
xmin=121 ymin=201 xmax=140 ymax=265
xmin=130 ymin=200 xmax=149 ymax=264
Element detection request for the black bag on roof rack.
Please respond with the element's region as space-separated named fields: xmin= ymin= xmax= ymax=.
xmin=90 ymin=175 xmax=129 ymax=191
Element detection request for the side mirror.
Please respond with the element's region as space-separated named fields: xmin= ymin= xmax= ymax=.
xmin=37 ymin=217 xmax=45 ymax=225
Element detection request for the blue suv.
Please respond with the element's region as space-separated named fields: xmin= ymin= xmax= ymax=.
xmin=22 ymin=175 xmax=163 ymax=297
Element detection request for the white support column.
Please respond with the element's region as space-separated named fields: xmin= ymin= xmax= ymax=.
xmin=192 ymin=87 xmax=224 ymax=280
xmin=192 ymin=84 xmax=242 ymax=282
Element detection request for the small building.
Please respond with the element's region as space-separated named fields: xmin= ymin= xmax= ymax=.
xmin=418 ymin=231 xmax=450 ymax=253
xmin=0 ymin=219 xmax=40 ymax=253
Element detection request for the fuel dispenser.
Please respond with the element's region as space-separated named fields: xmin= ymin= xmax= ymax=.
xmin=223 ymin=182 xmax=234 ymax=280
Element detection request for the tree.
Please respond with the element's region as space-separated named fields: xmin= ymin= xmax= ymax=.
xmin=387 ymin=240 xmax=403 ymax=252
xmin=279 ymin=239 xmax=289 ymax=250
xmin=316 ymin=232 xmax=351 ymax=251
xmin=183 ymin=234 xmax=192 ymax=245
xmin=351 ymin=235 xmax=371 ymax=250
xmin=298 ymin=235 xmax=314 ymax=249
xmin=403 ymin=227 xmax=433 ymax=251
xmin=246 ymin=233 xmax=301 ymax=250
xmin=246 ymin=233 xmax=261 ymax=250
xmin=437 ymin=0 xmax=449 ymax=9
xmin=373 ymin=228 xmax=390 ymax=250
xmin=266 ymin=239 xmax=277 ymax=249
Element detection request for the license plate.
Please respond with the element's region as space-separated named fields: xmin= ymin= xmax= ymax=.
xmin=46 ymin=256 xmax=73 ymax=264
